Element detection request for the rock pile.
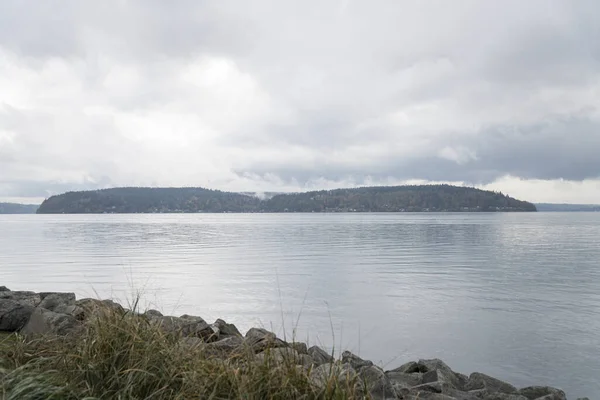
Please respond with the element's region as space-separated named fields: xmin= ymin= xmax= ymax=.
xmin=0 ymin=288 xmax=588 ymax=400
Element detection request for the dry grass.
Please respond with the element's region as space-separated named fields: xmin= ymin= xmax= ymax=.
xmin=0 ymin=308 xmax=366 ymax=400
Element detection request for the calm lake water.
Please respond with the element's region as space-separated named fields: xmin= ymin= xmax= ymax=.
xmin=1 ymin=213 xmax=599 ymax=397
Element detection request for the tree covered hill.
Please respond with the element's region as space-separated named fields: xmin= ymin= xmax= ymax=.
xmin=264 ymin=185 xmax=536 ymax=212
xmin=37 ymin=185 xmax=536 ymax=214
xmin=0 ymin=203 xmax=39 ymax=214
xmin=36 ymin=187 xmax=261 ymax=214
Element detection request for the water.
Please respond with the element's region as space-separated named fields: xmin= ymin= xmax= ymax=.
xmin=1 ymin=213 xmax=599 ymax=397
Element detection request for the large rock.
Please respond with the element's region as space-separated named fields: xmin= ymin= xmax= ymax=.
xmin=0 ymin=299 xmax=35 ymax=332
xmin=152 ymin=315 xmax=216 ymax=341
xmin=38 ymin=293 xmax=76 ymax=312
xmin=518 ymin=386 xmax=566 ymax=400
xmin=0 ymin=291 xmax=41 ymax=307
xmin=255 ymin=347 xmax=313 ymax=367
xmin=309 ymin=363 xmax=359 ymax=390
xmin=409 ymin=381 xmax=447 ymax=394
xmin=20 ymin=307 xmax=80 ymax=336
xmin=423 ymin=368 xmax=464 ymax=390
xmin=245 ymin=327 xmax=287 ymax=352
xmin=480 ymin=394 xmax=529 ymax=400
xmin=144 ymin=309 xmax=163 ymax=318
xmin=385 ymin=370 xmax=423 ymax=389
xmin=402 ymin=392 xmax=457 ymax=400
xmin=75 ymin=298 xmax=125 ymax=319
xmin=204 ymin=336 xmax=245 ymax=356
xmin=390 ymin=361 xmax=426 ymax=374
xmin=417 ymin=359 xmax=466 ymax=390
xmin=308 ymin=345 xmax=334 ymax=365
xmin=0 ymin=286 xmax=10 ymax=292
xmin=465 ymin=372 xmax=517 ymax=394
xmin=359 ymin=365 xmax=396 ymax=400
xmin=342 ymin=350 xmax=373 ymax=370
xmin=212 ymin=318 xmax=242 ymax=337
xmin=290 ymin=342 xmax=308 ymax=355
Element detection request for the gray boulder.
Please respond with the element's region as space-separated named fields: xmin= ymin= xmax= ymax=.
xmin=423 ymin=368 xmax=464 ymax=390
xmin=396 ymin=382 xmax=457 ymax=400
xmin=54 ymin=305 xmax=85 ymax=320
xmin=385 ymin=370 xmax=423 ymax=389
xmin=245 ymin=327 xmax=287 ymax=352
xmin=359 ymin=365 xmax=396 ymax=400
xmin=309 ymin=363 xmax=359 ymax=390
xmin=0 ymin=299 xmax=35 ymax=332
xmin=342 ymin=350 xmax=373 ymax=370
xmin=0 ymin=291 xmax=41 ymax=307
xmin=255 ymin=347 xmax=312 ymax=367
xmin=465 ymin=372 xmax=517 ymax=394
xmin=144 ymin=309 xmax=163 ymax=318
xmin=152 ymin=315 xmax=216 ymax=341
xmin=308 ymin=345 xmax=334 ymax=365
xmin=75 ymin=298 xmax=125 ymax=319
xmin=402 ymin=391 xmax=457 ymax=399
xmin=390 ymin=360 xmax=425 ymax=374
xmin=212 ymin=318 xmax=242 ymax=337
xmin=480 ymin=393 xmax=528 ymax=400
xmin=416 ymin=359 xmax=466 ymax=390
xmin=409 ymin=381 xmax=447 ymax=393
xmin=246 ymin=327 xmax=275 ymax=342
xmin=20 ymin=307 xmax=80 ymax=336
xmin=290 ymin=341 xmax=308 ymax=355
xmin=204 ymin=336 xmax=245 ymax=356
xmin=518 ymin=386 xmax=566 ymax=400
xmin=38 ymin=293 xmax=76 ymax=312
xmin=406 ymin=382 xmax=481 ymax=399
xmin=0 ymin=286 xmax=10 ymax=292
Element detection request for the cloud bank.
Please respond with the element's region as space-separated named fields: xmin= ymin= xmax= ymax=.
xmin=1 ymin=1 xmax=599 ymax=203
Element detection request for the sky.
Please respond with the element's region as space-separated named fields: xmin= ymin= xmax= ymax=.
xmin=1 ymin=1 xmax=599 ymax=204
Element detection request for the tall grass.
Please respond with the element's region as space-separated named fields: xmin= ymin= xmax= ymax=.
xmin=0 ymin=306 xmax=366 ymax=399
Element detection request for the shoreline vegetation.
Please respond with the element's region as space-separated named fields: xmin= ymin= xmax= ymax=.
xmin=0 ymin=287 xmax=583 ymax=399
xmin=36 ymin=184 xmax=537 ymax=214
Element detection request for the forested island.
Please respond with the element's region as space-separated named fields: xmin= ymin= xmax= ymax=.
xmin=36 ymin=185 xmax=536 ymax=213
xmin=0 ymin=202 xmax=39 ymax=214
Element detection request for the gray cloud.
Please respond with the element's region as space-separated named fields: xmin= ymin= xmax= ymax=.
xmin=0 ymin=0 xmax=599 ymax=202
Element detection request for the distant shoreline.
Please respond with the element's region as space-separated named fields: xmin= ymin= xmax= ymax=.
xmin=35 ymin=184 xmax=538 ymax=214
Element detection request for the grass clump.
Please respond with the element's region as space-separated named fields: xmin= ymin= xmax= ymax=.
xmin=0 ymin=308 xmax=365 ymax=400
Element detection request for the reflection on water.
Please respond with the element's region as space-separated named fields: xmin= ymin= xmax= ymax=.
xmin=1 ymin=213 xmax=599 ymax=397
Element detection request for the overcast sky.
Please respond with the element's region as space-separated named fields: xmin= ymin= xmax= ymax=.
xmin=1 ymin=1 xmax=599 ymax=204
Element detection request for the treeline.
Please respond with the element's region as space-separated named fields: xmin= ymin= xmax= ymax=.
xmin=36 ymin=187 xmax=261 ymax=214
xmin=36 ymin=185 xmax=536 ymax=214
xmin=0 ymin=203 xmax=39 ymax=214
xmin=264 ymin=185 xmax=536 ymax=212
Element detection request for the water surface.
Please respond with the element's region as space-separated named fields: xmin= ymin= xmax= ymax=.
xmin=1 ymin=213 xmax=599 ymax=397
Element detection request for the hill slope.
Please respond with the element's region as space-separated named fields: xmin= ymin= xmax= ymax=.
xmin=263 ymin=185 xmax=536 ymax=212
xmin=36 ymin=187 xmax=260 ymax=214
xmin=37 ymin=185 xmax=536 ymax=214
xmin=0 ymin=203 xmax=39 ymax=214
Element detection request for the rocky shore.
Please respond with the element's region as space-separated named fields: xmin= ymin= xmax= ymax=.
xmin=0 ymin=287 xmax=588 ymax=400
